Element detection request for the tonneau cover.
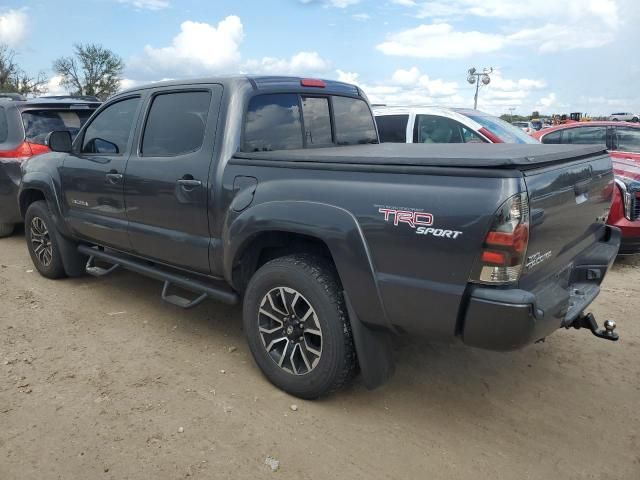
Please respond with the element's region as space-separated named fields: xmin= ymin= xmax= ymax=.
xmin=234 ymin=143 xmax=608 ymax=169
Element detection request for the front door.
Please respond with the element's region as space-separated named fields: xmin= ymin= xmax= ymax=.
xmin=60 ymin=95 xmax=142 ymax=249
xmin=611 ymin=126 xmax=640 ymax=162
xmin=124 ymin=86 xmax=223 ymax=273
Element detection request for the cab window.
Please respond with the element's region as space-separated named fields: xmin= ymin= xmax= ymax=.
xmin=375 ymin=114 xmax=408 ymax=143
xmin=563 ymin=126 xmax=607 ymax=145
xmin=614 ymin=127 xmax=640 ymax=153
xmin=81 ymin=97 xmax=140 ymax=154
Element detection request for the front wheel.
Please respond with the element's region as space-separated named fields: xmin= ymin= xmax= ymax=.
xmin=25 ymin=201 xmax=67 ymax=279
xmin=632 ymin=117 xmax=639 ymax=123
xmin=243 ymin=254 xmax=357 ymax=399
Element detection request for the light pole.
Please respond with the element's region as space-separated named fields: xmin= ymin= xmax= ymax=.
xmin=467 ymin=67 xmax=493 ymax=110
xmin=508 ymin=107 xmax=515 ymax=123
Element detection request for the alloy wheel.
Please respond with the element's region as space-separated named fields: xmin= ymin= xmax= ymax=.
xmin=30 ymin=216 xmax=53 ymax=267
xmin=258 ymin=287 xmax=323 ymax=375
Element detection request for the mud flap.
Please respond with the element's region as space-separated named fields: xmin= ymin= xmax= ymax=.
xmin=53 ymin=229 xmax=87 ymax=277
xmin=344 ymin=292 xmax=395 ymax=389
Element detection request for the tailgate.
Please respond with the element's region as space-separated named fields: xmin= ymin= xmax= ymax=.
xmin=519 ymin=153 xmax=614 ymax=289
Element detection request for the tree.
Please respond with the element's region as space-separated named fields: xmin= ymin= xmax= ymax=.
xmin=0 ymin=44 xmax=48 ymax=96
xmin=53 ymin=43 xmax=123 ymax=100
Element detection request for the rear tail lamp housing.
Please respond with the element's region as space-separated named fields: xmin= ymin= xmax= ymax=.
xmin=470 ymin=192 xmax=530 ymax=284
xmin=615 ymin=177 xmax=640 ymax=221
xmin=0 ymin=141 xmax=50 ymax=161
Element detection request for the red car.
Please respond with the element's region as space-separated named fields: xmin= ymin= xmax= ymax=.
xmin=533 ymin=122 xmax=640 ymax=254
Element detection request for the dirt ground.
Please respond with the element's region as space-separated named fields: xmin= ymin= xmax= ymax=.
xmin=1 ymin=231 xmax=639 ymax=480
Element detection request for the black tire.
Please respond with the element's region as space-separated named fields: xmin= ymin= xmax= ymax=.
xmin=632 ymin=117 xmax=639 ymax=123
xmin=243 ymin=254 xmax=356 ymax=399
xmin=0 ymin=222 xmax=14 ymax=238
xmin=25 ymin=201 xmax=67 ymax=279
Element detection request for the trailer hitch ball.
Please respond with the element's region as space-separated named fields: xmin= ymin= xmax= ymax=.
xmin=572 ymin=313 xmax=619 ymax=341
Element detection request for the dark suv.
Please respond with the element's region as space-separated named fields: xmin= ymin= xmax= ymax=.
xmin=0 ymin=95 xmax=100 ymax=236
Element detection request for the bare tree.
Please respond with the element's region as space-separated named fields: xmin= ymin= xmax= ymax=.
xmin=0 ymin=45 xmax=48 ymax=96
xmin=53 ymin=43 xmax=124 ymax=100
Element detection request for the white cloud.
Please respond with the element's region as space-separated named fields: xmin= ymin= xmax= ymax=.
xmin=377 ymin=23 xmax=506 ymax=58
xmin=0 ymin=9 xmax=28 ymax=47
xmin=44 ymin=76 xmax=68 ymax=96
xmin=127 ymin=16 xmax=331 ymax=81
xmin=352 ymin=13 xmax=370 ymax=21
xmin=386 ymin=0 xmax=622 ymax=57
xmin=299 ymin=0 xmax=361 ymax=7
xmin=117 ymin=0 xmax=170 ymax=10
xmin=336 ymin=70 xmax=360 ymax=84
xmin=243 ymin=51 xmax=331 ymax=75
xmin=391 ymin=67 xmax=458 ymax=96
xmin=534 ymin=92 xmax=557 ymax=110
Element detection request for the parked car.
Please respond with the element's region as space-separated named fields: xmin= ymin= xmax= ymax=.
xmin=609 ymin=112 xmax=639 ymax=122
xmin=373 ymin=106 xmax=539 ymax=144
xmin=19 ymin=76 xmax=620 ymax=398
xmin=0 ymin=95 xmax=100 ymax=237
xmin=533 ymin=122 xmax=640 ymax=254
xmin=512 ymin=121 xmax=534 ymax=133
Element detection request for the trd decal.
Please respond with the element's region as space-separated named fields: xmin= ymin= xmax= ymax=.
xmin=376 ymin=206 xmax=463 ymax=240
xmin=377 ymin=208 xmax=433 ymax=228
xmin=526 ymin=251 xmax=552 ymax=269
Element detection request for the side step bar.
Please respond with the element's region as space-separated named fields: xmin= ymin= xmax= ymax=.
xmin=78 ymin=245 xmax=239 ymax=307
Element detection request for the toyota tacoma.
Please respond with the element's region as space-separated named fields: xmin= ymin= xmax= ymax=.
xmin=18 ymin=76 xmax=620 ymax=398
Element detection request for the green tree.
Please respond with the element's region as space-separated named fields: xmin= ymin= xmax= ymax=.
xmin=53 ymin=43 xmax=123 ymax=100
xmin=0 ymin=44 xmax=48 ymax=96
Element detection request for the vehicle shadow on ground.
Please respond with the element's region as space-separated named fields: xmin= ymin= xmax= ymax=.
xmin=61 ymin=266 xmax=575 ymax=420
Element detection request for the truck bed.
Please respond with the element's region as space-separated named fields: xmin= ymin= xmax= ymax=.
xmin=234 ymin=143 xmax=608 ymax=169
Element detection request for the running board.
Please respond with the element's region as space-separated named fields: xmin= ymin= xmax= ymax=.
xmin=78 ymin=245 xmax=239 ymax=307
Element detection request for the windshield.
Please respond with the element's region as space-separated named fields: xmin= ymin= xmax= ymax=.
xmin=464 ymin=113 xmax=539 ymax=144
xmin=22 ymin=109 xmax=95 ymax=145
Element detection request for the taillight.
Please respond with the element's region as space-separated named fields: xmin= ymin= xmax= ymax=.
xmin=0 ymin=141 xmax=50 ymax=161
xmin=471 ymin=192 xmax=530 ymax=284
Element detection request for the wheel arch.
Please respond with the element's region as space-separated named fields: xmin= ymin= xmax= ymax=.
xmin=224 ymin=201 xmax=390 ymax=332
xmin=19 ymin=172 xmax=70 ymax=236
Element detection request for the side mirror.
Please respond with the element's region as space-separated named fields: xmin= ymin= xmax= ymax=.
xmin=47 ymin=131 xmax=72 ymax=153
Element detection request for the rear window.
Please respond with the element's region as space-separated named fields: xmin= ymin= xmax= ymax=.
xmin=22 ymin=109 xmax=94 ymax=145
xmin=333 ymin=96 xmax=377 ymax=146
xmin=242 ymin=93 xmax=377 ymax=152
xmin=376 ymin=114 xmax=408 ymax=143
xmin=0 ymin=107 xmax=7 ymax=143
xmin=463 ymin=113 xmax=539 ymax=144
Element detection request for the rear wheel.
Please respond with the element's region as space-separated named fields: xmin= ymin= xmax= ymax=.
xmin=25 ymin=201 xmax=66 ymax=279
xmin=632 ymin=117 xmax=639 ymax=123
xmin=243 ymin=254 xmax=356 ymax=399
xmin=0 ymin=222 xmax=14 ymax=238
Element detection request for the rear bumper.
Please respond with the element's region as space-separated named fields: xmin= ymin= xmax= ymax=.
xmin=0 ymin=160 xmax=22 ymax=225
xmin=462 ymin=226 xmax=620 ymax=351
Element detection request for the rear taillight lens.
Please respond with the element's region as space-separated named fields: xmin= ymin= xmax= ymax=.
xmin=471 ymin=192 xmax=530 ymax=284
xmin=0 ymin=141 xmax=50 ymax=161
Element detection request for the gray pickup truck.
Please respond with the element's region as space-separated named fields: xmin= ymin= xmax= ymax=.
xmin=18 ymin=76 xmax=620 ymax=398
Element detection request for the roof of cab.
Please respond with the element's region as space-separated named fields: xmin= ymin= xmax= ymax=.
xmin=116 ymin=75 xmax=361 ymax=97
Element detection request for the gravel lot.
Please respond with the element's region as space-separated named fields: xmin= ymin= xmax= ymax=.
xmin=1 ymin=231 xmax=639 ymax=479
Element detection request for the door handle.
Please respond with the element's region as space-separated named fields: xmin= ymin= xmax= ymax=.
xmin=177 ymin=178 xmax=202 ymax=188
xmin=105 ymin=170 xmax=123 ymax=184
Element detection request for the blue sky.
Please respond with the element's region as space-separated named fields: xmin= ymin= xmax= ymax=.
xmin=2 ymin=0 xmax=639 ymax=115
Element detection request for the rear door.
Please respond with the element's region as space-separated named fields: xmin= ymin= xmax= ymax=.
xmin=61 ymin=95 xmax=142 ymax=249
xmin=124 ymin=86 xmax=223 ymax=273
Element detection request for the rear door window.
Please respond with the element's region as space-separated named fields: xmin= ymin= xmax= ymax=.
xmin=333 ymin=96 xmax=377 ymax=145
xmin=375 ymin=114 xmax=408 ymax=143
xmin=414 ymin=115 xmax=478 ymax=143
xmin=614 ymin=127 xmax=640 ymax=153
xmin=21 ymin=109 xmax=94 ymax=145
xmin=244 ymin=93 xmax=303 ymax=152
xmin=82 ymin=97 xmax=140 ymax=155
xmin=541 ymin=131 xmax=562 ymax=144
xmin=563 ymin=126 xmax=607 ymax=145
xmin=141 ymin=91 xmax=212 ymax=156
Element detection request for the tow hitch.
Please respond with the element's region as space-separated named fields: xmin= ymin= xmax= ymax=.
xmin=571 ymin=313 xmax=619 ymax=341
